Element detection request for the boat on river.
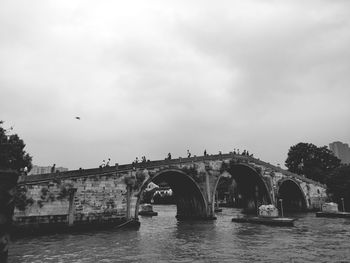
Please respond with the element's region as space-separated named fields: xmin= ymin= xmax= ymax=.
xmin=316 ymin=202 xmax=350 ymax=218
xmin=138 ymin=204 xmax=158 ymax=216
xmin=232 ymin=204 xmax=297 ymax=227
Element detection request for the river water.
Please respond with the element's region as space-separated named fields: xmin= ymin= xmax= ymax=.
xmin=9 ymin=205 xmax=350 ymax=263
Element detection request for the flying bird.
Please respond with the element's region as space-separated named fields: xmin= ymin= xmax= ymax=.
xmin=75 ymin=117 xmax=81 ymax=120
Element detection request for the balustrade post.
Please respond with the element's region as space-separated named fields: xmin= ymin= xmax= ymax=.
xmin=279 ymin=199 xmax=284 ymax=217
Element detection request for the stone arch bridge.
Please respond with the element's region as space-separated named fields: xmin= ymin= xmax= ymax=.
xmin=18 ymin=153 xmax=327 ymax=222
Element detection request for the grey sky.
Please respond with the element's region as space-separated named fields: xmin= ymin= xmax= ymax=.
xmin=1 ymin=0 xmax=350 ymax=169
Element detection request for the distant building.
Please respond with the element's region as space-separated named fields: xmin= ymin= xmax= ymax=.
xmin=28 ymin=165 xmax=68 ymax=175
xmin=329 ymin=141 xmax=350 ymax=164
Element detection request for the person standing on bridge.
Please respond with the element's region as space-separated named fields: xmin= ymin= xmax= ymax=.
xmin=187 ymin=150 xmax=191 ymax=158
xmin=204 ymin=149 xmax=207 ymax=156
xmin=168 ymin=153 xmax=172 ymax=160
xmin=51 ymin=164 xmax=56 ymax=173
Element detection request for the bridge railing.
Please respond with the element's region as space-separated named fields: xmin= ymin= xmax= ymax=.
xmin=19 ymin=154 xmax=233 ymax=184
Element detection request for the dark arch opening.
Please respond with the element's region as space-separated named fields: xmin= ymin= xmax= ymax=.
xmin=137 ymin=170 xmax=207 ymax=220
xmin=215 ymin=164 xmax=272 ymax=213
xmin=214 ymin=175 xmax=237 ymax=207
xmin=277 ymin=180 xmax=307 ymax=212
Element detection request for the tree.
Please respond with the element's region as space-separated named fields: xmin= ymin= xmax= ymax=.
xmin=285 ymin=142 xmax=341 ymax=183
xmin=326 ymin=165 xmax=350 ymax=211
xmin=0 ymin=121 xmax=32 ymax=172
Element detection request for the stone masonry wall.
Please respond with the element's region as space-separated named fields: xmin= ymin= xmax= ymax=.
xmin=300 ymin=181 xmax=327 ymax=210
xmin=14 ymin=173 xmax=129 ymax=225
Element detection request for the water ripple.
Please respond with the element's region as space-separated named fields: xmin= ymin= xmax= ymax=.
xmin=9 ymin=206 xmax=350 ymax=263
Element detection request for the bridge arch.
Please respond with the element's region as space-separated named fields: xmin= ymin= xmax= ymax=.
xmin=135 ymin=168 xmax=208 ymax=219
xmin=213 ymin=163 xmax=272 ymax=213
xmin=277 ymin=178 xmax=307 ymax=212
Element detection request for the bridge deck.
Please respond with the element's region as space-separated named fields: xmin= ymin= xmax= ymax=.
xmin=18 ymin=153 xmax=325 ymax=187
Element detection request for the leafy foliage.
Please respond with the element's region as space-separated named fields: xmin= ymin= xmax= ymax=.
xmin=326 ymin=165 xmax=350 ymax=211
xmin=13 ymin=186 xmax=34 ymax=211
xmin=0 ymin=121 xmax=32 ymax=172
xmin=38 ymin=187 xmax=56 ymax=205
xmin=182 ymin=166 xmax=205 ymax=183
xmin=136 ymin=170 xmax=146 ymax=185
xmin=182 ymin=166 xmax=198 ymax=177
xmin=124 ymin=174 xmax=137 ymax=189
xmin=285 ymin=142 xmax=341 ymax=183
xmin=57 ymin=183 xmax=74 ymax=200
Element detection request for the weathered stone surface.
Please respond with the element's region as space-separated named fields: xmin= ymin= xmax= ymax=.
xmin=16 ymin=153 xmax=328 ymax=227
xmin=14 ymin=173 xmax=129 ymax=232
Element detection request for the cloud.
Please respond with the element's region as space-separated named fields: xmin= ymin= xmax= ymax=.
xmin=1 ymin=0 xmax=350 ymax=169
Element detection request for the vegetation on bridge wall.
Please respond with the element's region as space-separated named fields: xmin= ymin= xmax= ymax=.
xmin=14 ymin=174 xmax=129 ymax=220
xmin=182 ymin=165 xmax=206 ymax=183
xmin=14 ymin=185 xmax=34 ymax=211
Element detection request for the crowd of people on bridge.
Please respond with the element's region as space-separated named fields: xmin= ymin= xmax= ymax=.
xmin=99 ymin=158 xmax=111 ymax=168
xmin=97 ymin=148 xmax=255 ymax=170
xmin=232 ymin=148 xmax=253 ymax=157
xmin=232 ymin=149 xmax=253 ymax=157
xmin=132 ymin=156 xmax=151 ymax=166
xmin=164 ymin=148 xmax=254 ymax=161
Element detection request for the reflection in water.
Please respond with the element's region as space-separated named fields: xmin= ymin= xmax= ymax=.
xmin=9 ymin=205 xmax=350 ymax=263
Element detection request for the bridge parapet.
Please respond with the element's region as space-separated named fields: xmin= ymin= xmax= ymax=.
xmin=18 ymin=153 xmax=322 ymax=185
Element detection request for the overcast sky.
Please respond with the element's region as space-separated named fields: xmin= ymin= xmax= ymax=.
xmin=1 ymin=0 xmax=350 ymax=170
